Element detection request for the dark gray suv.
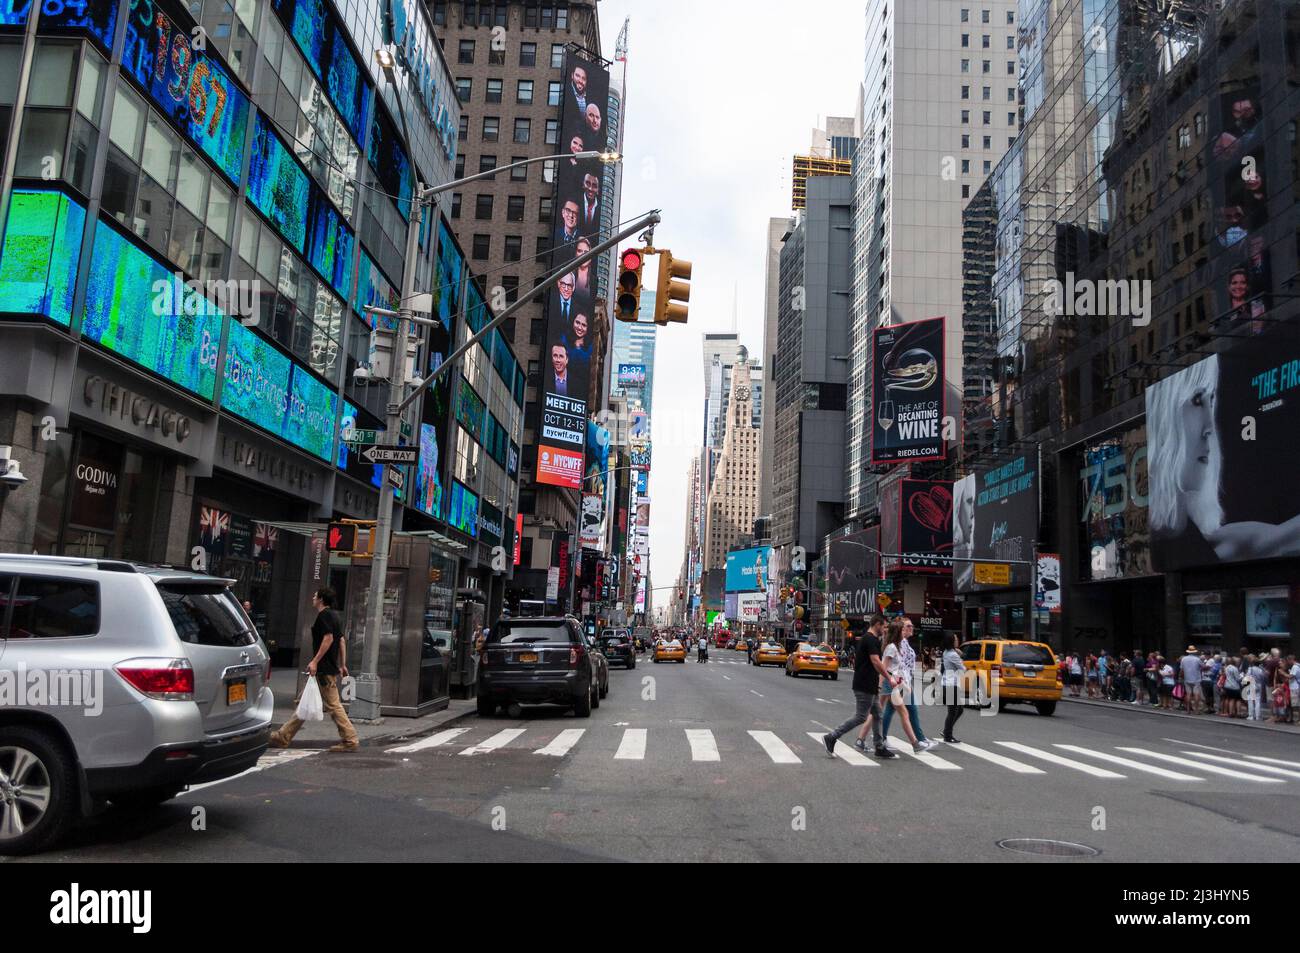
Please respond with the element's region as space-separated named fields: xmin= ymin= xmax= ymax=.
xmin=0 ymin=555 xmax=272 ymax=854
xmin=477 ymin=616 xmax=608 ymax=717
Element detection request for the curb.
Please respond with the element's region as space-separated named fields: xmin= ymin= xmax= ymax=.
xmin=1059 ymin=695 xmax=1300 ymax=737
xmin=271 ymin=700 xmax=478 ymax=749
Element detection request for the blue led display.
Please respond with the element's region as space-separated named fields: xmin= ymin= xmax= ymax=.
xmin=81 ymin=217 xmax=221 ymax=399
xmin=2 ymin=0 xmax=118 ymax=52
xmin=0 ymin=189 xmax=86 ymax=327
xmin=448 ymin=480 xmax=479 ymax=539
xmin=121 ymin=0 xmax=250 ymax=186
xmin=286 ymin=362 xmax=338 ymax=461
xmin=369 ymin=104 xmax=413 ymax=220
xmin=247 ymin=112 xmax=309 ymax=254
xmin=269 ymin=0 xmax=371 ymax=145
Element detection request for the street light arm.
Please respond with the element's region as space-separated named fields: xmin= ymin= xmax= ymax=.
xmin=419 ymin=152 xmax=616 ymax=199
xmin=396 ymin=210 xmax=662 ymax=416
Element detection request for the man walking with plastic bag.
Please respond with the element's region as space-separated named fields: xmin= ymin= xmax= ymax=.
xmin=270 ymin=588 xmax=359 ymax=752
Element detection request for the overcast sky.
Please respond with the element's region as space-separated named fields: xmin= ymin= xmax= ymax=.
xmin=597 ymin=2 xmax=865 ymax=611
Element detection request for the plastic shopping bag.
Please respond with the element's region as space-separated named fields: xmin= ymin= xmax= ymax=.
xmin=296 ymin=675 xmax=325 ymax=721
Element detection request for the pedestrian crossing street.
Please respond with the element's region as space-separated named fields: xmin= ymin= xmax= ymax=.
xmin=379 ymin=726 xmax=1300 ymax=785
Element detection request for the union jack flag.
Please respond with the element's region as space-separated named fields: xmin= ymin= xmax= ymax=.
xmin=200 ymin=507 xmax=228 ymax=542
xmin=253 ymin=522 xmax=279 ymax=557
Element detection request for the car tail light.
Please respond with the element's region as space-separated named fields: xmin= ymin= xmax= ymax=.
xmin=265 ymin=659 xmax=273 ymax=683
xmin=570 ymin=645 xmax=585 ymax=667
xmin=115 ymin=659 xmax=195 ymax=700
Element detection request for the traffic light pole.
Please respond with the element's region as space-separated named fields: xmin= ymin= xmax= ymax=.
xmin=354 ymin=207 xmax=661 ymax=722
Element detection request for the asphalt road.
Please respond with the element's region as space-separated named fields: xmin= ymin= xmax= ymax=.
xmin=14 ymin=648 xmax=1300 ymax=863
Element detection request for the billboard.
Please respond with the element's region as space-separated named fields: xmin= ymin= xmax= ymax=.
xmin=724 ymin=592 xmax=738 ymax=621
xmin=1075 ymin=422 xmax=1152 ymax=581
xmin=898 ymin=479 xmax=953 ymax=573
xmin=1145 ymin=328 xmax=1300 ymax=572
xmin=953 ymin=452 xmax=1039 ymax=593
xmin=871 ymin=316 xmax=946 ymax=464
xmin=618 ymin=363 xmax=647 ymax=387
xmin=413 ymin=217 xmax=462 ymax=520
xmin=737 ymin=592 xmax=765 ymax=623
xmin=580 ymin=419 xmax=611 ymax=550
xmin=534 ymin=50 xmax=611 ymax=489
xmin=827 ymin=527 xmax=880 ymax=619
xmin=725 ymin=546 xmax=772 ymax=592
xmin=0 ymin=189 xmax=86 ymax=327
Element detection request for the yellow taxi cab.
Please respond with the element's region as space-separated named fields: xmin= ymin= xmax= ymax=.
xmin=751 ymin=642 xmax=788 ymax=667
xmin=959 ymin=638 xmax=1061 ymax=715
xmin=785 ymin=642 xmax=840 ymax=680
xmin=654 ymin=639 xmax=686 ymax=663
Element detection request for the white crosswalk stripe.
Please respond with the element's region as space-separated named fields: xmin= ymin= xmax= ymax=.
xmin=1054 ymin=744 xmax=1204 ymax=781
xmin=535 ymin=728 xmax=586 ymax=757
xmin=1246 ymin=754 xmax=1300 ymax=770
xmin=181 ymin=748 xmax=318 ymax=795
xmin=615 ymin=728 xmax=647 ymax=760
xmin=460 ymin=728 xmax=527 ymax=756
xmin=1183 ymin=752 xmax=1300 ymax=780
xmin=1116 ymin=748 xmax=1284 ymax=783
xmin=749 ymin=730 xmax=802 ymax=764
xmin=995 ymin=742 xmax=1125 ymax=778
xmin=946 ymin=741 xmax=1045 ymax=774
xmin=885 ymin=738 xmax=961 ymax=770
xmin=806 ymin=732 xmax=876 ymax=766
xmin=387 ymin=728 xmax=470 ymax=754
xmin=685 ymin=728 xmax=720 ymax=762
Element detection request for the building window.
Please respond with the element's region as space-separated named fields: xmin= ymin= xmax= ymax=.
xmin=530 ymin=318 xmax=545 ymax=345
xmin=1007 ymin=60 xmax=1015 ymax=74
xmin=504 ymin=235 xmax=522 ymax=261
xmin=961 ymin=159 xmax=969 ymax=173
xmin=456 ymin=77 xmax=471 ymax=102
xmin=983 ymin=159 xmax=991 ymax=173
xmin=486 ymin=78 xmax=502 ymax=103
xmin=982 ymin=59 xmax=990 ymax=73
xmin=506 ymin=195 xmax=525 ymax=221
xmin=961 ymin=109 xmax=969 ymax=124
xmin=513 ymin=117 xmax=530 ymax=143
xmin=472 ymin=234 xmax=490 ymax=259
xmin=548 ymin=80 xmax=562 ymax=106
xmin=1006 ymin=35 xmax=1014 ymax=49
xmin=454 ymin=154 xmax=465 ymax=177
xmin=544 ymin=118 xmax=559 ymax=144
xmin=1007 ymin=111 xmax=1015 ymax=125
xmin=510 ymin=156 xmax=527 ymax=181
xmin=539 ymin=196 xmax=553 ymax=222
xmin=458 ymin=39 xmax=474 ymax=64
xmin=536 ymin=235 xmax=550 ymax=256
xmin=551 ymin=44 xmax=565 ymax=68
xmin=450 ymin=193 xmax=461 ymax=218
xmin=962 ymin=184 xmax=970 ymax=198
xmin=502 ymin=275 xmax=519 ymax=304
xmin=520 ymin=42 xmax=536 ymax=67
xmin=475 ymin=194 xmax=494 ymax=219
xmin=1008 ymin=136 xmax=1015 ymax=147
xmin=489 ymin=46 xmax=505 ymax=66
xmin=962 ymin=85 xmax=969 ymax=99
xmin=962 ymin=33 xmax=969 ymax=47
xmin=524 ymin=3 xmax=537 ymax=26
xmin=1007 ymin=10 xmax=1014 ymax=24
xmin=458 ymin=115 xmax=468 ymax=141
xmin=983 ymin=135 xmax=991 ymax=148
xmin=1007 ymin=87 xmax=1015 ymax=102
xmin=482 ymin=117 xmax=499 ymax=141
xmin=516 ymin=79 xmax=533 ymax=104
xmin=433 ymin=1 xmax=446 ymax=25
xmin=982 ymin=86 xmax=990 ymax=100
xmin=982 ymin=34 xmax=989 ymax=48
xmin=479 ymin=154 xmax=496 ymax=173
xmin=961 ymin=134 xmax=969 ymax=148
xmin=982 ymin=111 xmax=990 ymax=124
xmin=961 ymin=8 xmax=969 ymax=22
xmin=961 ymin=58 xmax=970 ymax=72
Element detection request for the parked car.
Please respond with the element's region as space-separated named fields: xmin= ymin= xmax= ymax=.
xmin=599 ymin=629 xmax=636 ymax=669
xmin=478 ymin=616 xmax=606 ymax=717
xmin=0 ymin=555 xmax=273 ymax=855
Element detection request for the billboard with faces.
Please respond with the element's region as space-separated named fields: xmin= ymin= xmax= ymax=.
xmin=534 ymin=51 xmax=610 ymax=489
xmin=1145 ymin=325 xmax=1300 ymax=572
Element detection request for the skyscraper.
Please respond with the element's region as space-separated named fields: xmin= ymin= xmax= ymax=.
xmin=704 ymin=358 xmax=761 ymax=573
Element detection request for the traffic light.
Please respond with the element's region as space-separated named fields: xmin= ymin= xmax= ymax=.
xmin=327 ymin=522 xmax=357 ymax=554
xmin=653 ymin=250 xmax=691 ymax=324
xmin=615 ymin=247 xmax=644 ymax=321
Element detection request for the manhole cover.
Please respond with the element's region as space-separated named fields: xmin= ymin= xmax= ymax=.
xmin=322 ymin=757 xmax=398 ymax=770
xmin=996 ymin=838 xmax=1100 ymax=858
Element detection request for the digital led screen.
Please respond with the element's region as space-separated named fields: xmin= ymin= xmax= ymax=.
xmin=354 ymin=247 xmax=398 ymax=327
xmin=121 ymin=0 xmax=250 ymax=186
xmin=465 ymin=279 xmax=487 ymax=335
xmin=81 ymin=217 xmax=221 ymax=399
xmin=952 ymin=453 xmax=1039 ymax=593
xmin=221 ymin=319 xmax=292 ymax=433
xmin=448 ymin=480 xmax=479 ymax=539
xmin=456 ymin=376 xmax=486 ymax=441
xmin=269 ymin=0 xmax=371 ymax=145
xmin=337 ymin=400 xmax=382 ymax=487
xmin=247 ymin=113 xmax=310 ymax=254
xmin=725 ymin=546 xmax=772 ymax=593
xmin=0 ymin=189 xmax=86 ymax=326
xmin=2 ymin=0 xmax=118 ymax=49
xmin=307 ymin=196 xmax=354 ymax=299
xmin=435 ymin=219 xmax=463 ymax=330
xmin=413 ymin=422 xmax=446 ymax=518
xmin=369 ymin=103 xmax=413 ymax=219
xmin=871 ymin=316 xmax=946 ymax=464
xmin=286 ymin=361 xmax=338 ymax=461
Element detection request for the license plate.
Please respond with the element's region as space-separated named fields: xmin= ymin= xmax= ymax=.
xmin=519 ymin=652 xmax=539 ymax=664
xmin=226 ymin=679 xmax=247 ymax=705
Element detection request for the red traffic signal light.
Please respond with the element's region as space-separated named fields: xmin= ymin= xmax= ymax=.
xmin=621 ymin=248 xmax=643 ymax=270
xmin=616 ymin=247 xmax=644 ymax=321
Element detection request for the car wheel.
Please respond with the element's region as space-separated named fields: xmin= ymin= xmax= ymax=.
xmin=832 ymin=673 xmax=839 ymax=681
xmin=574 ymin=686 xmax=592 ymax=718
xmin=1035 ymin=701 xmax=1057 ymax=716
xmin=997 ymin=699 xmax=1009 ymax=712
xmin=109 ymin=786 xmax=184 ymax=810
xmin=599 ymin=676 xmax=608 ymax=699
xmin=592 ymin=681 xmax=601 ymax=709
xmin=0 ymin=727 xmax=77 ymax=856
xmin=477 ymin=695 xmax=496 ymax=717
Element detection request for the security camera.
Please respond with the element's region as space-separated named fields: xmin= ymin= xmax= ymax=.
xmin=0 ymin=447 xmax=26 ymax=490
xmin=353 ymin=366 xmax=371 ymax=381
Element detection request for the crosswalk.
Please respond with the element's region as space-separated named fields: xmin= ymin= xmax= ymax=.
xmin=378 ymin=725 xmax=1295 ymax=785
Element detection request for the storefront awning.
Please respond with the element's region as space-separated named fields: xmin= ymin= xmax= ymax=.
xmin=260 ymin=523 xmax=468 ymax=557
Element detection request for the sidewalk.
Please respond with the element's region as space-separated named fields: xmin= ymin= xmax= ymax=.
xmin=268 ymin=667 xmax=477 ymax=748
xmin=1059 ymin=693 xmax=1300 ymax=736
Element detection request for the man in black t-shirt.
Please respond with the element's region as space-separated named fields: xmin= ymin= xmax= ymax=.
xmin=270 ymin=588 xmax=359 ymax=752
xmin=823 ymin=615 xmax=897 ymax=759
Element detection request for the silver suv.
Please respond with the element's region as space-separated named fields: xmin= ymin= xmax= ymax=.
xmin=0 ymin=555 xmax=273 ymax=854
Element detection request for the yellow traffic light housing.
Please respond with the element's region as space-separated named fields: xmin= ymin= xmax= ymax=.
xmin=653 ymin=250 xmax=691 ymax=325
xmin=615 ymin=247 xmax=644 ymax=321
